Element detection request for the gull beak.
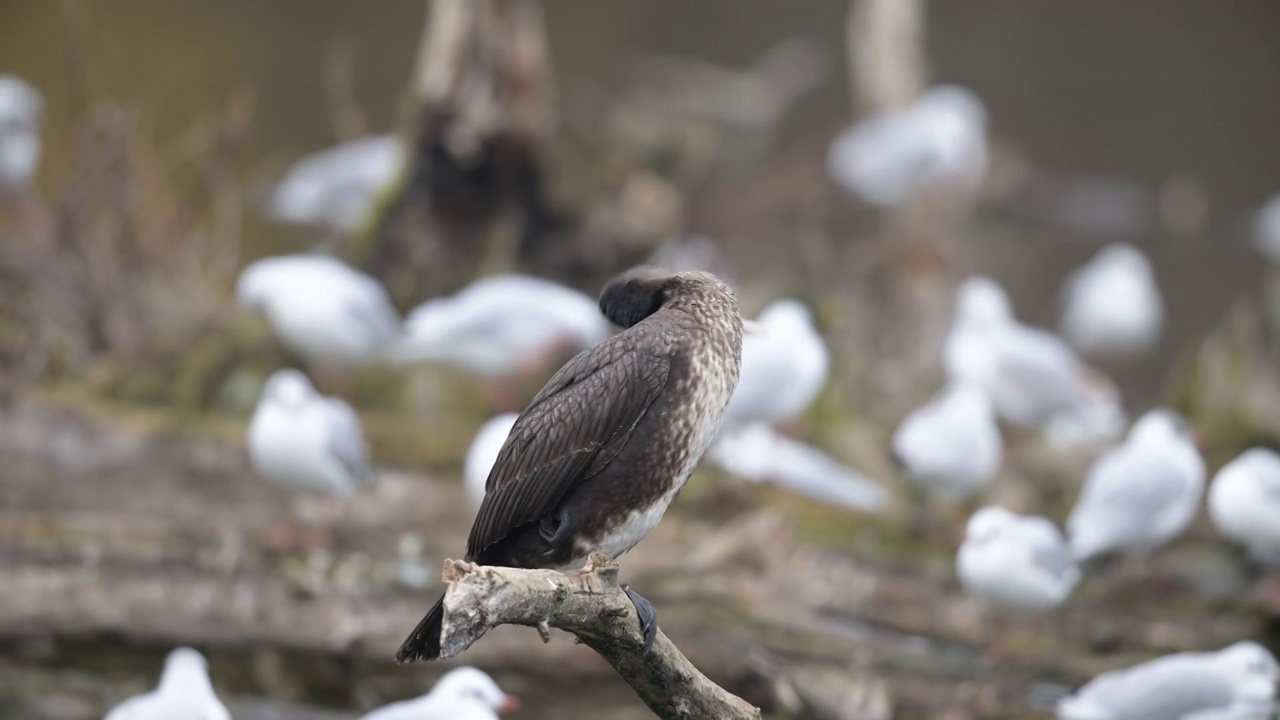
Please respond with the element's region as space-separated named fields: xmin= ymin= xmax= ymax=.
xmin=498 ymin=694 xmax=521 ymax=714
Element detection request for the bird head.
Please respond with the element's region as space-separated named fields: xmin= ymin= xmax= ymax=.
xmin=917 ymin=84 xmax=988 ymax=129
xmin=1218 ymin=641 xmax=1280 ymax=686
xmin=1128 ymin=408 xmax=1193 ymax=447
xmin=756 ymin=299 xmax=816 ymax=336
xmin=955 ymin=276 xmax=1013 ymax=330
xmin=599 ymin=266 xmax=737 ymax=329
xmin=430 ymin=666 xmax=520 ymax=715
xmin=261 ymin=368 xmax=314 ymax=411
xmin=963 ymin=506 xmax=1014 ymax=547
xmin=157 ymin=647 xmax=214 ymax=692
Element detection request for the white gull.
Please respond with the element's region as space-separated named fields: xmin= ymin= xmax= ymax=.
xmin=957 ymin=506 xmax=1079 ymax=612
xmin=247 ymin=368 xmax=375 ymax=496
xmin=944 ymin=276 xmax=1123 ymax=433
xmin=396 ymin=274 xmax=609 ymax=378
xmin=1066 ymin=409 xmax=1204 ymax=563
xmin=707 ymin=423 xmax=888 ymax=513
xmin=892 ymin=382 xmax=1002 ymax=497
xmin=828 ymin=84 xmax=987 ymax=207
xmin=1057 ymin=641 xmax=1278 ymax=720
xmin=1059 ymin=242 xmax=1164 ymax=361
xmin=723 ymin=299 xmax=829 ymax=428
xmin=0 ymin=74 xmax=42 ymax=190
xmin=236 ymin=253 xmax=402 ymax=367
xmin=1208 ymin=447 xmax=1280 ymax=565
xmin=359 ymin=666 xmax=520 ymax=720
xmin=266 ymin=134 xmax=404 ymax=233
xmin=104 ymin=647 xmax=231 ymax=720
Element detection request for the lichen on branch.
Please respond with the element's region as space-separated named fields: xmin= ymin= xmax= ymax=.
xmin=436 ymin=553 xmax=761 ymax=720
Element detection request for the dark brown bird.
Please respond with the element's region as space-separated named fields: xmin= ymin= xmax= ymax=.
xmin=396 ymin=266 xmax=744 ymax=662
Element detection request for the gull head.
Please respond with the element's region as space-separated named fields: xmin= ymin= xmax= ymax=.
xmin=0 ymin=75 xmax=42 ymax=131
xmin=261 ymin=368 xmax=315 ymax=411
xmin=1094 ymin=242 xmax=1154 ymax=278
xmin=430 ymin=666 xmax=520 ymax=714
xmin=756 ymin=299 xmax=817 ymax=336
xmin=234 ymin=262 xmax=275 ymax=312
xmin=917 ymin=84 xmax=988 ymax=129
xmin=955 ymin=277 xmax=1013 ymax=329
xmin=1235 ymin=447 xmax=1280 ymax=475
xmin=1217 ymin=641 xmax=1280 ymax=685
xmin=158 ymin=647 xmax=212 ymax=690
xmin=1128 ymin=408 xmax=1192 ymax=447
xmin=963 ymin=506 xmax=1014 ymax=546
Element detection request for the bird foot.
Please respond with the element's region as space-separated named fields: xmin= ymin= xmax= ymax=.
xmin=621 ymin=583 xmax=658 ymax=655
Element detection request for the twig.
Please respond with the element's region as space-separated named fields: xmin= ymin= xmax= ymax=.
xmin=437 ymin=553 xmax=762 ymax=720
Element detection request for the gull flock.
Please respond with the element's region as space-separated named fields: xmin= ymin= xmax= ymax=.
xmin=224 ymin=120 xmax=1280 ymax=717
xmin=9 ymin=65 xmax=1280 ymax=716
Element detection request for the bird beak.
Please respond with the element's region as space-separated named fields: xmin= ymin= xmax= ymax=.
xmin=499 ymin=694 xmax=521 ymax=714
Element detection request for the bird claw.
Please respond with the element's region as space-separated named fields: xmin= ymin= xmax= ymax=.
xmin=621 ymin=583 xmax=658 ymax=655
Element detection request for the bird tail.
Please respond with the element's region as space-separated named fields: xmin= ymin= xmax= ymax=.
xmin=395 ymin=595 xmax=444 ymax=663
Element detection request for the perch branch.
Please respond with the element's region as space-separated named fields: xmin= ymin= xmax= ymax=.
xmin=438 ymin=553 xmax=761 ymax=720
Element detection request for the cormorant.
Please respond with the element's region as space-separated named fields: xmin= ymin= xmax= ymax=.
xmin=396 ymin=266 xmax=744 ymax=662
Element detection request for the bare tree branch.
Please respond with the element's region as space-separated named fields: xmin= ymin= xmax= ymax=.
xmin=437 ymin=553 xmax=762 ymax=720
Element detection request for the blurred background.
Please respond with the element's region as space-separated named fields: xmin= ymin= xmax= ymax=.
xmin=3 ymin=1 xmax=1280 ymax=719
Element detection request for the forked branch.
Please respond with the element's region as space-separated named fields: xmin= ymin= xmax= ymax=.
xmin=437 ymin=553 xmax=761 ymax=720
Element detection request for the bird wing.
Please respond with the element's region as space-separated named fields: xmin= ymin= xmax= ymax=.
xmin=343 ymin=293 xmax=400 ymax=347
xmin=995 ymin=327 xmax=1080 ymax=406
xmin=465 ymin=339 xmax=671 ymax=559
xmin=1018 ymin=517 xmax=1077 ymax=584
xmin=104 ymin=693 xmax=231 ymax=720
xmin=753 ymin=431 xmax=889 ymax=513
xmin=1258 ymin=468 xmax=1280 ymax=501
xmin=1067 ymin=655 xmax=1234 ymax=720
xmin=1071 ymin=450 xmax=1192 ymax=539
xmin=323 ymin=398 xmax=374 ymax=486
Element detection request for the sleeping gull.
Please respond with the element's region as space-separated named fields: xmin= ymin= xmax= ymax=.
xmin=0 ymin=75 xmax=42 ymax=190
xmin=723 ymin=299 xmax=829 ymax=428
xmin=464 ymin=413 xmax=518 ymax=509
xmin=236 ymin=253 xmax=402 ymax=367
xmin=1058 ymin=243 xmax=1164 ymax=361
xmin=827 ymin=84 xmax=987 ymax=207
xmin=104 ymin=647 xmax=231 ymax=720
xmin=1056 ymin=641 xmax=1279 ymax=720
xmin=396 ymin=274 xmax=609 ymax=376
xmin=944 ymin=276 xmax=1122 ymax=432
xmin=1066 ymin=409 xmax=1204 ymax=563
xmin=957 ymin=506 xmax=1079 ymax=612
xmin=1208 ymin=447 xmax=1280 ymax=565
xmin=359 ymin=666 xmax=520 ymax=720
xmin=247 ymin=368 xmax=375 ymax=496
xmin=266 ymin=134 xmax=404 ymax=233
xmin=892 ymin=382 xmax=1002 ymax=497
xmin=707 ymin=423 xmax=888 ymax=513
